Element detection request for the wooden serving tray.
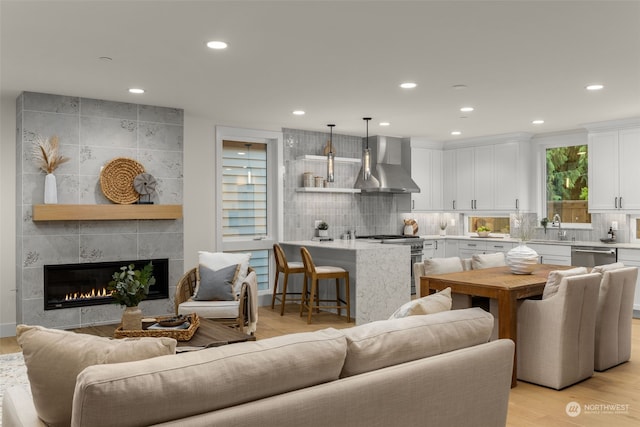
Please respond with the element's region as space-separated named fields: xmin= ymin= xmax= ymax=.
xmin=114 ymin=313 xmax=200 ymax=341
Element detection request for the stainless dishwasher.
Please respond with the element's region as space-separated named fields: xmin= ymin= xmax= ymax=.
xmin=571 ymin=246 xmax=617 ymax=267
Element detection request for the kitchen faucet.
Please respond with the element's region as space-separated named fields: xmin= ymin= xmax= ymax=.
xmin=552 ymin=214 xmax=568 ymax=240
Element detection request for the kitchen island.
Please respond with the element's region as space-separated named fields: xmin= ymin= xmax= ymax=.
xmin=280 ymin=240 xmax=410 ymax=325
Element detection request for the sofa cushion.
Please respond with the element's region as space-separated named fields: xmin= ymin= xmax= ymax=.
xmin=193 ymin=263 xmax=239 ymax=301
xmin=71 ymin=328 xmax=347 ymax=427
xmin=471 ymin=252 xmax=506 ymax=269
xmin=423 ymin=257 xmax=464 ymax=274
xmin=16 ymin=324 xmax=176 ymax=427
xmin=542 ymin=267 xmax=589 ymax=299
xmin=198 ymin=251 xmax=251 ymax=294
xmin=178 ymin=299 xmax=240 ymax=318
xmin=592 ymin=262 xmax=625 ymax=274
xmin=388 ymin=287 xmax=452 ymax=319
xmin=340 ymin=307 xmax=494 ymax=377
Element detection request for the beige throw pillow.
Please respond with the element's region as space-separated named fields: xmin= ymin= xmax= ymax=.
xmin=388 ymin=287 xmax=452 ymax=319
xmin=17 ymin=324 xmax=176 ymax=427
xmin=542 ymin=267 xmax=589 ymax=299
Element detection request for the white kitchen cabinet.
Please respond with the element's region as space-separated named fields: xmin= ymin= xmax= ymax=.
xmin=454 ymin=147 xmax=494 ymax=211
xmin=442 ymin=150 xmax=457 ymax=211
xmin=486 ymin=241 xmax=515 ymax=254
xmin=494 ymin=141 xmax=530 ymax=211
xmin=445 ymin=239 xmax=458 ymax=257
xmin=617 ymin=249 xmax=640 ymax=312
xmin=527 ymin=243 xmax=571 ymax=266
xmin=411 ymin=147 xmax=443 ymax=211
xmin=422 ymin=239 xmax=445 ymax=260
xmin=589 ymin=127 xmax=640 ymax=211
xmin=445 ymin=136 xmax=531 ymax=212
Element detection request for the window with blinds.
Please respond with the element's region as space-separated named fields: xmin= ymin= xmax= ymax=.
xmin=222 ymin=140 xmax=267 ymax=238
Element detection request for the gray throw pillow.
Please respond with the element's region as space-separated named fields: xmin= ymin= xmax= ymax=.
xmin=194 ymin=263 xmax=239 ymax=301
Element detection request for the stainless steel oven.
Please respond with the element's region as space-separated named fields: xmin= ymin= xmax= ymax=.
xmin=571 ymin=246 xmax=617 ymax=268
xmin=357 ymin=235 xmax=425 ymax=294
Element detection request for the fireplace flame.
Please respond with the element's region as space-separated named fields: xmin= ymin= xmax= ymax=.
xmin=64 ymin=287 xmax=110 ymax=302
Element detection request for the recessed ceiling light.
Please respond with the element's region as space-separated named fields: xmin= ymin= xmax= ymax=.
xmin=238 ymin=152 xmax=246 ymax=155
xmin=586 ymin=84 xmax=604 ymax=91
xmin=451 ymin=131 xmax=462 ymax=136
xmin=400 ymin=82 xmax=417 ymax=89
xmin=460 ymin=107 xmax=474 ymax=113
xmin=206 ymin=40 xmax=228 ymax=49
xmin=128 ymin=88 xmax=145 ymax=94
xmin=379 ymin=122 xmax=390 ymax=126
xmin=532 ymin=119 xmax=545 ymax=125
xmin=292 ymin=110 xmax=305 ymax=116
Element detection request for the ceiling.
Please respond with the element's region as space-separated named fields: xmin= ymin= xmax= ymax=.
xmin=2 ymin=0 xmax=639 ymax=142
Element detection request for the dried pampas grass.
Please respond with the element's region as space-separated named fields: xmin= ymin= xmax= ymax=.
xmin=31 ymin=135 xmax=69 ymax=174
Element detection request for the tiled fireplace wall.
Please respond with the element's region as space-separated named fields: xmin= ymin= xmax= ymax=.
xmin=282 ymin=128 xmax=406 ymax=241
xmin=16 ymin=92 xmax=184 ymax=329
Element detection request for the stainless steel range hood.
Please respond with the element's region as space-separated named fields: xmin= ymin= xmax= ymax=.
xmin=354 ymin=135 xmax=421 ymax=193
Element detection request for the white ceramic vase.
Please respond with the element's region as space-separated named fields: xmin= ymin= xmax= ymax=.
xmin=44 ymin=173 xmax=58 ymax=204
xmin=506 ymin=242 xmax=539 ymax=275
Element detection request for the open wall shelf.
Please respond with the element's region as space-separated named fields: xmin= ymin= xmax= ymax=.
xmin=32 ymin=204 xmax=183 ymax=221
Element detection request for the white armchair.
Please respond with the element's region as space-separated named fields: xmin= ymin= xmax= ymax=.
xmin=594 ymin=266 xmax=638 ymax=371
xmin=517 ymin=272 xmax=601 ymax=389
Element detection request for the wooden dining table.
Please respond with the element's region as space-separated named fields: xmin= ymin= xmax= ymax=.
xmin=420 ymin=264 xmax=572 ymax=387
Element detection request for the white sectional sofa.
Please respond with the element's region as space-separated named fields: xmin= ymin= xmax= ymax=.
xmin=4 ymin=308 xmax=514 ymax=427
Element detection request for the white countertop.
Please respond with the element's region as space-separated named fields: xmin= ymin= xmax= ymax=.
xmin=418 ymin=234 xmax=640 ymax=249
xmin=281 ymin=239 xmax=408 ymax=251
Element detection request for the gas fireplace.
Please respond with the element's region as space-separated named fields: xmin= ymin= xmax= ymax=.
xmin=44 ymin=259 xmax=169 ymax=310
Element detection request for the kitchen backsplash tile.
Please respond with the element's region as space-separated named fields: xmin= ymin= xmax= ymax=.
xmin=283 ymin=128 xmax=403 ymax=240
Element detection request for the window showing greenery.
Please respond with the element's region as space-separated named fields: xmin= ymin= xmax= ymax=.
xmin=468 ymin=216 xmax=510 ymax=234
xmin=546 ymin=145 xmax=590 ymax=224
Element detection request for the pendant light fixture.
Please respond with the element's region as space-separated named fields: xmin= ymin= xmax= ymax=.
xmin=362 ymin=117 xmax=372 ymax=181
xmin=245 ymin=143 xmax=253 ymax=185
xmin=327 ymin=124 xmax=335 ymax=183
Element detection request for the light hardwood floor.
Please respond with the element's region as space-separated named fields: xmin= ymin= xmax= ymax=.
xmin=2 ymin=306 xmax=639 ymax=426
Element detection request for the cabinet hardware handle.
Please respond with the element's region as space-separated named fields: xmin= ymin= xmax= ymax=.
xmin=435 ymin=241 xmax=438 ymax=250
xmin=453 ymin=200 xmax=456 ymax=210
xmin=468 ymin=244 xmax=477 ymax=247
xmin=412 ymin=200 xmax=415 ymax=209
xmin=615 ymin=197 xmax=618 ymax=209
xmin=516 ymin=199 xmax=519 ymax=209
xmin=620 ymin=197 xmax=623 ymax=209
xmin=494 ymin=245 xmax=503 ymax=248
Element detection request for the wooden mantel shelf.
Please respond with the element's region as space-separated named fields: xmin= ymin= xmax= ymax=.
xmin=32 ymin=204 xmax=183 ymax=221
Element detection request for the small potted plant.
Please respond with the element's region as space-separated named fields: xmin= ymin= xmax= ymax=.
xmin=107 ymin=262 xmax=155 ymax=330
xmin=476 ymin=226 xmax=491 ymax=237
xmin=317 ymin=221 xmax=329 ymax=237
xmin=439 ymin=220 xmax=448 ymax=236
xmin=540 ymin=217 xmax=549 ymax=235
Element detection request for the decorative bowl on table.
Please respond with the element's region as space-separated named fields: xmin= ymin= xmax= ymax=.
xmin=477 ymin=231 xmax=491 ymax=238
xmin=158 ymin=314 xmax=189 ymax=327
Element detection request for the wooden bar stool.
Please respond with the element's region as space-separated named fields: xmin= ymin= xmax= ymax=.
xmin=300 ymin=247 xmax=351 ymax=324
xmin=271 ymin=243 xmax=305 ymax=315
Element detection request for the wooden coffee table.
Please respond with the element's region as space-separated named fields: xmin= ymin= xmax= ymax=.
xmin=72 ymin=317 xmax=255 ymax=351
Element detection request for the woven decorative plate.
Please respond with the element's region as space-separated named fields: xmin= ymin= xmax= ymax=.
xmin=100 ymin=157 xmax=145 ymax=204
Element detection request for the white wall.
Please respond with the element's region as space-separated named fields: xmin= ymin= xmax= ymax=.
xmin=1 ymin=94 xmax=17 ymax=337
xmin=182 ymin=113 xmax=217 ymax=269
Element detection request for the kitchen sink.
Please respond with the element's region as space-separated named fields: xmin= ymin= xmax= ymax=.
xmin=528 ymin=239 xmax=573 ymax=244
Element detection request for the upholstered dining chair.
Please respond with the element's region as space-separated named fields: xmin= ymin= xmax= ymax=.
xmin=300 ymin=247 xmax=351 ymax=324
xmin=594 ymin=266 xmax=638 ymax=371
xmin=271 ymin=243 xmax=305 ymax=316
xmin=517 ymin=272 xmax=601 ymax=389
xmin=414 ymin=257 xmax=473 ymax=309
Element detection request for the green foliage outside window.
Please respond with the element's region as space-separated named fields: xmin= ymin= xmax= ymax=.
xmin=546 ymin=145 xmax=589 ymax=223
